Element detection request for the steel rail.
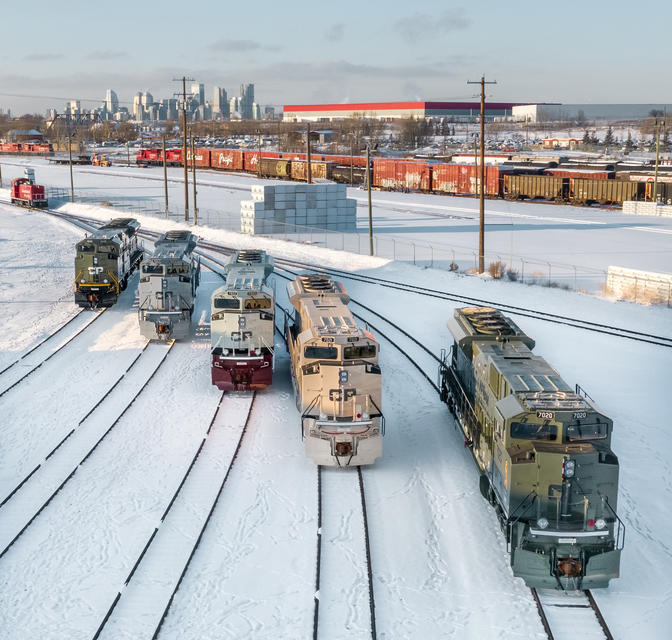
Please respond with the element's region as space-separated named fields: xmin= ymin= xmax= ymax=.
xmin=151 ymin=392 xmax=256 ymax=640
xmin=0 ymin=342 xmax=174 ymax=560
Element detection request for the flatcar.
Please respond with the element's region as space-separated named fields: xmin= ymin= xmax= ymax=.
xmin=439 ymin=307 xmax=623 ymax=589
xmin=138 ymin=231 xmax=200 ymax=340
xmin=74 ymin=218 xmax=143 ymax=308
xmin=285 ymin=274 xmax=384 ymax=467
xmin=10 ymin=177 xmax=47 ymax=208
xmin=210 ymin=249 xmax=275 ymax=391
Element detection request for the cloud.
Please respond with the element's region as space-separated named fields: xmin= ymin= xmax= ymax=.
xmin=23 ymin=53 xmax=64 ymax=62
xmin=89 ymin=51 xmax=127 ymax=60
xmin=394 ymin=8 xmax=470 ymax=43
xmin=325 ymin=23 xmax=345 ymax=42
xmin=209 ymin=39 xmax=280 ymax=53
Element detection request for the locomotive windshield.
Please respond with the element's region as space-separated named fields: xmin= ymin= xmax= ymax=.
xmin=565 ymin=421 xmax=608 ymax=441
xmin=344 ymin=344 xmax=376 ymax=359
xmin=214 ymin=298 xmax=240 ymax=309
xmin=510 ymin=421 xmax=558 ymax=441
xmin=304 ymin=346 xmax=338 ymax=359
xmin=77 ymin=244 xmax=94 ymax=252
xmin=244 ymin=297 xmax=271 ymax=309
xmin=143 ymin=264 xmax=164 ymax=274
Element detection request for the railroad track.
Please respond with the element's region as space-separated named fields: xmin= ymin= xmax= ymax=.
xmin=531 ymin=588 xmax=613 ymax=640
xmin=0 ymin=308 xmax=106 ymax=398
xmin=92 ymin=391 xmax=256 ymax=640
xmin=44 ymin=209 xmax=672 ymax=350
xmin=0 ymin=341 xmax=174 ymax=559
xmin=313 ymin=465 xmax=377 ymax=640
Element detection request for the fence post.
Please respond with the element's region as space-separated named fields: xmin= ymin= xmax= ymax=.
xmin=412 ymin=243 xmax=416 ymax=265
xmin=430 ymin=245 xmax=433 ymax=268
xmin=573 ymin=265 xmax=577 ymax=291
xmin=521 ymin=259 xmax=525 ymax=283
xmin=548 ymin=262 xmax=552 ymax=287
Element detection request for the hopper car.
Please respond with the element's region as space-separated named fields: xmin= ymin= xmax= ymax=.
xmin=74 ymin=218 xmax=143 ymax=308
xmin=210 ymin=250 xmax=275 ymax=391
xmin=439 ymin=307 xmax=624 ymax=589
xmin=138 ymin=231 xmax=201 ymax=340
xmin=285 ymin=274 xmax=384 ymax=467
xmin=10 ymin=177 xmax=47 ymax=207
xmin=133 ymin=145 xmax=665 ymax=206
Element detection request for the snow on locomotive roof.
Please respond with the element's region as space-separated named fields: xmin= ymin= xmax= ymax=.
xmin=152 ymin=231 xmax=197 ymax=260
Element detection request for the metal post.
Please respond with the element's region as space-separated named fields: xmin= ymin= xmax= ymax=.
xmin=191 ymin=136 xmax=197 ymax=225
xmin=162 ymin=136 xmax=168 ymax=218
xmin=467 ymin=75 xmax=496 ymax=273
xmin=126 ymin=141 xmax=130 ymax=167
xmin=257 ymin=129 xmax=262 ymax=179
xmin=367 ymin=145 xmax=373 ymax=256
xmin=653 ymin=119 xmax=664 ymax=203
xmin=68 ymin=130 xmax=74 ymax=203
xmin=350 ymin=135 xmax=354 ymax=186
xmin=0 ymin=162 xmax=3 ymax=188
xmin=306 ymin=121 xmax=312 ymax=184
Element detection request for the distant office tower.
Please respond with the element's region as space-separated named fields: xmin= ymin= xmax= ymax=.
xmin=230 ymin=96 xmax=241 ymax=118
xmin=141 ymin=91 xmax=154 ymax=109
xmin=161 ymin=98 xmax=178 ymax=121
xmin=240 ymin=83 xmax=254 ymax=119
xmin=252 ymin=102 xmax=262 ymax=120
xmin=67 ymin=100 xmax=81 ymax=116
xmin=213 ymin=86 xmax=228 ymax=118
xmin=105 ymin=89 xmax=118 ymax=114
xmin=191 ymin=82 xmax=205 ymax=108
xmin=132 ymin=92 xmax=143 ymax=120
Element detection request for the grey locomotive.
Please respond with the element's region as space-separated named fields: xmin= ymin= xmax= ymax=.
xmin=439 ymin=307 xmax=624 ymax=589
xmin=74 ymin=218 xmax=143 ymax=308
xmin=285 ymin=274 xmax=384 ymax=467
xmin=138 ymin=231 xmax=200 ymax=340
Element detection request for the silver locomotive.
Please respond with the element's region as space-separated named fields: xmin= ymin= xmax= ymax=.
xmin=138 ymin=231 xmax=200 ymax=340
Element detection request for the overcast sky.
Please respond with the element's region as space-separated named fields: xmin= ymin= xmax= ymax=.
xmin=1 ymin=0 xmax=669 ymax=115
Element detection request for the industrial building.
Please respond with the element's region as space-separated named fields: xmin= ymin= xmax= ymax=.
xmin=283 ymin=101 xmax=526 ymax=122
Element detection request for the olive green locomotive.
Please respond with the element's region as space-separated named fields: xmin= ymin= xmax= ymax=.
xmin=74 ymin=218 xmax=143 ymax=308
xmin=439 ymin=307 xmax=624 ymax=589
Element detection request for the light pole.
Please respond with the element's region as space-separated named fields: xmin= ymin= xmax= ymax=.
xmin=162 ymin=135 xmax=168 ymax=218
xmin=306 ymin=121 xmax=312 ymax=184
xmin=653 ymin=118 xmax=665 ymax=203
xmin=366 ymin=144 xmax=373 ymax=256
xmin=257 ymin=129 xmax=262 ymax=179
xmin=191 ymin=135 xmax=198 ymax=225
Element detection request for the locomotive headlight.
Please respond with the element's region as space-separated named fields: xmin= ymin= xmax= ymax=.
xmin=103 ymin=279 xmax=109 ymax=284
xmin=595 ymin=518 xmax=607 ymax=530
xmin=562 ymin=459 xmax=575 ymax=479
xmin=223 ymin=349 xmax=229 ymax=356
xmin=80 ymin=279 xmax=85 ymax=284
xmin=537 ymin=517 xmax=549 ymax=530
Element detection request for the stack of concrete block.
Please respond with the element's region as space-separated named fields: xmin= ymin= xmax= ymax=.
xmin=240 ymin=183 xmax=357 ymax=235
xmin=623 ymin=201 xmax=672 ymax=217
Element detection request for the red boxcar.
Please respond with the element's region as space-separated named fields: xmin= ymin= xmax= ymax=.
xmin=243 ymin=151 xmax=282 ymax=172
xmin=11 ymin=177 xmax=47 ymax=207
xmin=545 ymin=168 xmax=613 ymax=180
xmin=211 ymin=149 xmax=244 ymax=171
xmin=323 ymin=154 xmax=368 ymax=168
xmin=282 ymin=152 xmax=307 ymax=161
xmin=186 ymin=147 xmax=210 ymax=168
xmin=373 ymin=159 xmax=431 ymax=191
xmin=212 ymin=149 xmax=243 ymax=170
xmin=432 ymin=164 xmax=503 ymax=196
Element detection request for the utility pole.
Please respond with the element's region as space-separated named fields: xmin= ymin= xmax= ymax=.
xmin=174 ymin=75 xmax=194 ymax=220
xmin=257 ymin=129 xmax=262 ymax=179
xmin=653 ymin=118 xmax=665 ymax=203
xmin=306 ymin=121 xmax=312 ymax=184
xmin=162 ymin=135 xmax=169 ymax=218
xmin=67 ymin=128 xmax=74 ymax=203
xmin=350 ymin=134 xmax=354 ymax=186
xmin=367 ymin=144 xmax=373 ymax=256
xmin=191 ymin=136 xmax=198 ymax=225
xmin=467 ymin=75 xmax=497 ymax=273
xmin=0 ymin=162 xmax=3 ymax=188
xmin=126 ymin=141 xmax=130 ymax=166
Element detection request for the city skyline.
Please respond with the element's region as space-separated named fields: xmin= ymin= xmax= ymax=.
xmin=0 ymin=0 xmax=670 ymax=115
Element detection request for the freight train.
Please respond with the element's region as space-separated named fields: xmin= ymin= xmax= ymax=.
xmin=74 ymin=218 xmax=143 ymax=308
xmin=138 ymin=231 xmax=201 ymax=340
xmin=285 ymin=274 xmax=384 ymax=466
xmin=438 ymin=307 xmax=624 ymax=589
xmin=210 ymin=250 xmax=275 ymax=391
xmin=0 ymin=142 xmax=53 ymax=155
xmin=134 ymin=146 xmax=672 ymax=206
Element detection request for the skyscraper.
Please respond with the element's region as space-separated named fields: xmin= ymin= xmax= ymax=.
xmin=213 ymin=86 xmax=228 ymax=118
xmin=191 ymin=83 xmax=205 ymax=108
xmin=105 ymin=89 xmax=118 ymax=114
xmin=240 ymin=83 xmax=254 ymax=119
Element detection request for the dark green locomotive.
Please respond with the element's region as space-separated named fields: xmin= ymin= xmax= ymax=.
xmin=74 ymin=218 xmax=143 ymax=308
xmin=439 ymin=307 xmax=624 ymax=589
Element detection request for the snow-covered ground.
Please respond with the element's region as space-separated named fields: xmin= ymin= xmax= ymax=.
xmin=1 ymin=156 xmax=671 ymax=294
xmin=0 ymin=183 xmax=671 ymax=638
